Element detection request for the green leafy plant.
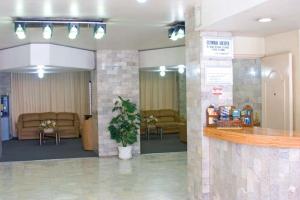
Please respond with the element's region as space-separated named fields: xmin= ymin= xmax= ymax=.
xmin=108 ymin=96 xmax=140 ymax=147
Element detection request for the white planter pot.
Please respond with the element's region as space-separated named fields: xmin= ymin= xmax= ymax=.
xmin=118 ymin=146 xmax=133 ymax=160
xmin=44 ymin=128 xmax=54 ymax=133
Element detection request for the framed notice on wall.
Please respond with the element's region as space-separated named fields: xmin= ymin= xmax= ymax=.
xmin=202 ymin=37 xmax=233 ymax=59
xmin=205 ymin=60 xmax=233 ymax=86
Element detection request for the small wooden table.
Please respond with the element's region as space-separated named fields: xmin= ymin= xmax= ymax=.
xmin=39 ymin=129 xmax=60 ymax=146
xmin=146 ymin=125 xmax=163 ymax=140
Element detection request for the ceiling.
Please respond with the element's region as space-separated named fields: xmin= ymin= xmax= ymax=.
xmin=2 ymin=65 xmax=86 ymax=74
xmin=200 ymin=0 xmax=300 ymax=37
xmin=0 ymin=0 xmax=195 ymax=50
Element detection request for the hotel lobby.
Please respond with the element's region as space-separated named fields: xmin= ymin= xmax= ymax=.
xmin=1 ymin=0 xmax=300 ymax=199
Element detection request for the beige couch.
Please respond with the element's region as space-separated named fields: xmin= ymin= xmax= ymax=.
xmin=17 ymin=112 xmax=80 ymax=140
xmin=141 ymin=109 xmax=186 ymax=136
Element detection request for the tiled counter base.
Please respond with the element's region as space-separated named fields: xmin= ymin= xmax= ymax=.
xmin=208 ymin=138 xmax=300 ymax=200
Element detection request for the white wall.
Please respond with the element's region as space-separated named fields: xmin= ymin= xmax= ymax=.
xmin=0 ymin=45 xmax=31 ymax=70
xmin=233 ymin=36 xmax=265 ymax=59
xmin=0 ymin=44 xmax=95 ymax=71
xmin=139 ymin=46 xmax=185 ymax=68
xmin=264 ymin=30 xmax=300 ymax=131
xmin=200 ymin=0 xmax=270 ymax=28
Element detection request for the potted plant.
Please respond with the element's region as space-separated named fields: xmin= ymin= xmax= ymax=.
xmin=40 ymin=120 xmax=56 ymax=133
xmin=108 ymin=96 xmax=140 ymax=160
xmin=145 ymin=115 xmax=158 ymax=128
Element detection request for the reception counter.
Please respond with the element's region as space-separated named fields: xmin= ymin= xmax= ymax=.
xmin=204 ymin=127 xmax=300 ymax=200
xmin=204 ymin=127 xmax=300 ymax=148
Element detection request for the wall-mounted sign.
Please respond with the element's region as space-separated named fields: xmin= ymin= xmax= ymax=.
xmin=202 ymin=37 xmax=233 ymax=58
xmin=205 ymin=60 xmax=233 ymax=86
xmin=212 ymin=87 xmax=223 ymax=96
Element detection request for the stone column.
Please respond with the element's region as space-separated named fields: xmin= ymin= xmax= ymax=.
xmin=185 ymin=8 xmax=233 ymax=200
xmin=96 ymin=50 xmax=140 ymax=157
xmin=185 ymin=7 xmax=203 ymax=200
xmin=177 ymin=73 xmax=187 ymax=118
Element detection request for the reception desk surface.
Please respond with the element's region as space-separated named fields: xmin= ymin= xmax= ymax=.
xmin=204 ymin=127 xmax=300 ymax=148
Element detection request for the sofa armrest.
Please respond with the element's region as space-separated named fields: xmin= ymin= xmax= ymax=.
xmin=179 ymin=117 xmax=186 ymax=123
xmin=16 ymin=115 xmax=24 ymax=136
xmin=73 ymin=114 xmax=81 ymax=129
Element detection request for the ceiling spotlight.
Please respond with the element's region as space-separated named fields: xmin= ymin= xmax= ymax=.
xmin=160 ymin=66 xmax=166 ymax=71
xmin=177 ymin=28 xmax=185 ymax=39
xmin=168 ymin=22 xmax=185 ymax=41
xmin=43 ymin=24 xmax=53 ymax=40
xmin=170 ymin=31 xmax=178 ymax=41
xmin=168 ymin=28 xmax=178 ymax=41
xmin=178 ymin=65 xmax=185 ymax=74
xmin=68 ymin=24 xmax=79 ymax=40
xmin=137 ymin=0 xmax=147 ymax=3
xmin=160 ymin=71 xmax=166 ymax=77
xmin=15 ymin=23 xmax=26 ymax=40
xmin=37 ymin=65 xmax=45 ymax=79
xmin=38 ymin=71 xmax=44 ymax=79
xmin=257 ymin=18 xmax=272 ymax=23
xmin=94 ymin=24 xmax=106 ymax=39
xmin=159 ymin=66 xmax=166 ymax=77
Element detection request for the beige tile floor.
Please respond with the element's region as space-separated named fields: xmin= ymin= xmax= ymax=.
xmin=0 ymin=152 xmax=187 ymax=200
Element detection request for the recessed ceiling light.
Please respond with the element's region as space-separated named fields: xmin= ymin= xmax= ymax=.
xmin=257 ymin=18 xmax=272 ymax=23
xmin=137 ymin=0 xmax=147 ymax=3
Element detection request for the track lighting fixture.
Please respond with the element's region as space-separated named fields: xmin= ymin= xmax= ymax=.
xmin=43 ymin=24 xmax=53 ymax=40
xmin=168 ymin=22 xmax=185 ymax=41
xmin=15 ymin=23 xmax=26 ymax=40
xmin=68 ymin=24 xmax=79 ymax=40
xmin=94 ymin=24 xmax=106 ymax=39
xmin=13 ymin=18 xmax=107 ymax=40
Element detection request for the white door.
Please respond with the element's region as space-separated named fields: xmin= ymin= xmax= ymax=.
xmin=261 ymin=53 xmax=293 ymax=131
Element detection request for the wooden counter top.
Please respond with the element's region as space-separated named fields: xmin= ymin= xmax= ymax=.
xmin=204 ymin=127 xmax=300 ymax=148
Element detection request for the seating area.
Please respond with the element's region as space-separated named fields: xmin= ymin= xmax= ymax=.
xmin=17 ymin=112 xmax=80 ymax=140
xmin=141 ymin=109 xmax=187 ymax=143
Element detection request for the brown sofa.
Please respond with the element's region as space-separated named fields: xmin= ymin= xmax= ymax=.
xmin=141 ymin=109 xmax=186 ymax=136
xmin=17 ymin=112 xmax=80 ymax=140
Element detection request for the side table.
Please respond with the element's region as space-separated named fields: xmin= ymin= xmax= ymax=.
xmin=39 ymin=129 xmax=60 ymax=146
xmin=146 ymin=126 xmax=163 ymax=140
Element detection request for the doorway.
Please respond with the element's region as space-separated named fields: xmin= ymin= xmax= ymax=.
xmin=261 ymin=53 xmax=293 ymax=131
xmin=139 ymin=66 xmax=187 ymax=154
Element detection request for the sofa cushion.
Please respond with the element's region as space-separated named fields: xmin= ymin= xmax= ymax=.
xmin=57 ymin=113 xmax=74 ymax=120
xmin=57 ymin=120 xmax=74 ymax=127
xmin=158 ymin=116 xmax=175 ymax=122
xmin=142 ymin=110 xmax=159 ymax=118
xmin=23 ymin=120 xmax=41 ymax=128
xmin=156 ymin=122 xmax=180 ymax=128
xmin=158 ymin=110 xmax=176 ymax=117
xmin=21 ymin=127 xmax=39 ymax=133
xmin=22 ymin=114 xmax=40 ymax=122
xmin=40 ymin=112 xmax=57 ymax=120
